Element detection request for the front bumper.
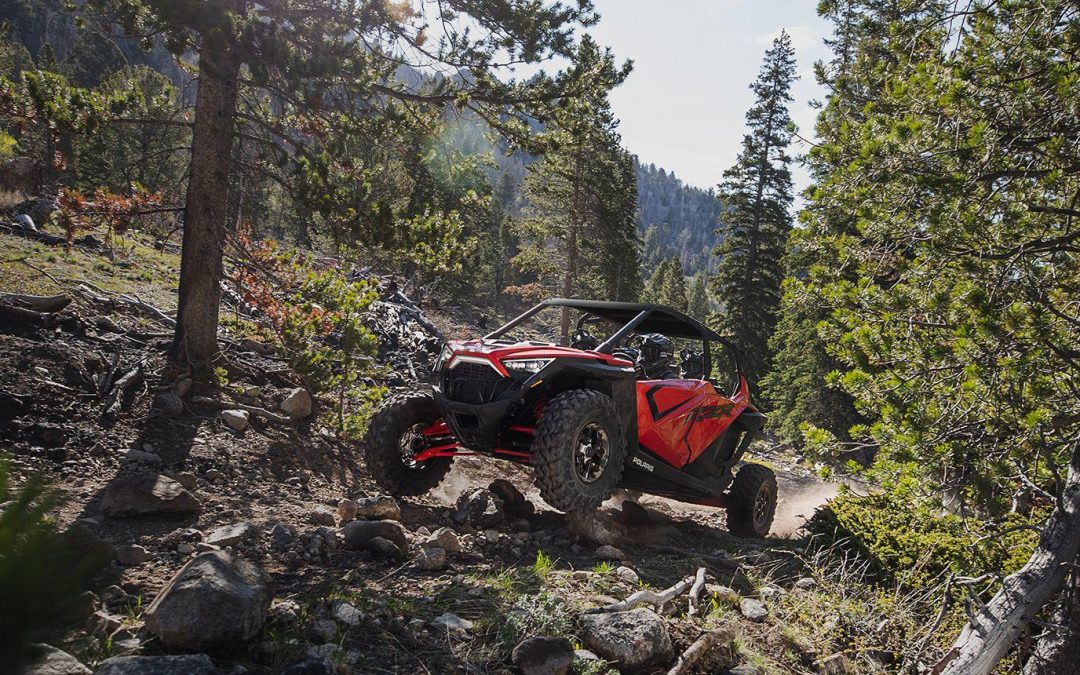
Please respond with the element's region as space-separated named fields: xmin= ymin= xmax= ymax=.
xmin=433 ymin=388 xmax=518 ymax=451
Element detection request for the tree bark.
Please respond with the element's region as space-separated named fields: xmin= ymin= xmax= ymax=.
xmin=940 ymin=442 xmax=1080 ymax=675
xmin=168 ymin=47 xmax=241 ymax=368
xmin=560 ymin=149 xmax=583 ymax=341
xmin=1023 ymin=564 xmax=1080 ymax=675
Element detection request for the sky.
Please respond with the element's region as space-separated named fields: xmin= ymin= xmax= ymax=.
xmin=581 ymin=0 xmax=832 ymax=194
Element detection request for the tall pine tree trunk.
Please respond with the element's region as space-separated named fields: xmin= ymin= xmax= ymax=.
xmin=940 ymin=442 xmax=1080 ymax=675
xmin=169 ymin=47 xmax=240 ymax=368
xmin=560 ymin=149 xmax=583 ymax=340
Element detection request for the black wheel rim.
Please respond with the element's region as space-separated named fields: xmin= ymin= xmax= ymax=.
xmin=399 ymin=422 xmax=428 ymax=468
xmin=753 ymin=484 xmax=772 ymax=532
xmin=574 ymin=422 xmax=610 ymax=484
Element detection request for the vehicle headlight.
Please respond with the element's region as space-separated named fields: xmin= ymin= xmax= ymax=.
xmin=434 ymin=345 xmax=452 ymax=372
xmin=502 ymin=358 xmax=553 ymax=374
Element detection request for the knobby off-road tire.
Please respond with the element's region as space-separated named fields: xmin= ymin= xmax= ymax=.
xmin=364 ymin=390 xmax=452 ymax=496
xmin=726 ymin=463 xmax=778 ymax=538
xmin=532 ymin=389 xmax=625 ymax=512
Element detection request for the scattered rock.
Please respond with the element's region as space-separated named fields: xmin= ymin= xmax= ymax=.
xmin=567 ymin=509 xmax=628 ymax=547
xmin=341 ymin=519 xmax=408 ymax=554
xmin=331 ymin=600 xmax=363 ymax=627
xmin=578 ymin=608 xmax=673 ymax=669
xmin=24 ymin=644 xmax=91 ymax=675
xmin=206 ymin=522 xmax=259 ymax=548
xmin=144 ymin=551 xmax=272 ymax=649
xmin=595 ymin=544 xmax=628 ymax=561
xmin=758 ymin=584 xmax=785 ymax=601
xmin=305 ymin=619 xmax=338 ymax=643
xmin=280 ymin=388 xmax=313 ymax=420
xmin=101 ymin=476 xmax=200 ymax=517
xmin=269 ymin=599 xmax=300 ymax=626
xmin=60 ymin=523 xmax=116 ymax=566
xmin=221 ymin=409 xmax=250 ymax=431
xmin=489 ymin=478 xmax=534 ymax=518
xmin=574 ymin=649 xmax=601 ymax=661
xmin=706 ymin=583 xmax=740 ymax=606
xmin=453 ymin=488 xmax=504 ymax=528
xmin=153 ymin=391 xmax=184 ymax=417
xmin=94 ymin=654 xmax=218 ymax=675
xmin=270 ymin=522 xmax=296 ymax=550
xmin=174 ymin=472 xmax=198 ymax=491
xmin=739 ymin=598 xmax=768 ymax=622
xmin=415 ymin=547 xmax=447 ymax=571
xmin=366 ymin=536 xmax=403 ymax=559
xmin=431 ymin=612 xmax=473 ymax=634
xmin=337 ymin=498 xmax=358 ymax=524
xmin=355 ymin=495 xmax=401 ymax=521
xmin=512 ymin=636 xmax=574 ymax=675
xmin=794 ymin=577 xmax=816 ymax=590
xmin=423 ymin=527 xmax=462 ymax=553
xmin=614 ymin=566 xmax=640 ymax=584
xmin=309 ymin=508 xmax=337 ymax=527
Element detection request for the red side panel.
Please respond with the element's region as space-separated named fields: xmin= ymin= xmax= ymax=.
xmin=636 ymin=377 xmax=750 ymax=468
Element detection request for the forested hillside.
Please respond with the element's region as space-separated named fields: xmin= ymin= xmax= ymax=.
xmin=1 ymin=1 xmax=1078 ymax=674
xmin=636 ymin=160 xmax=723 ymax=277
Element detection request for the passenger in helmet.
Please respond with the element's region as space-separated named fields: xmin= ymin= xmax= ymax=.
xmin=637 ymin=333 xmax=679 ymax=380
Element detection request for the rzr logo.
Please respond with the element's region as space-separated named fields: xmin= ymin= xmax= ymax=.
xmin=691 ymin=402 xmax=737 ymax=422
xmin=632 ymin=456 xmax=654 ymax=472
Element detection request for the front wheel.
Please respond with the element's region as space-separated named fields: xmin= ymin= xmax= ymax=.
xmin=364 ymin=390 xmax=453 ymax=496
xmin=532 ymin=389 xmax=625 ymax=512
xmin=725 ymin=463 xmax=777 ymax=538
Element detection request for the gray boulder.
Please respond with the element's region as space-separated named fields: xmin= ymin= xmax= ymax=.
xmin=423 ymin=527 xmax=462 ymax=553
xmin=739 ymin=597 xmax=768 ymax=622
xmin=94 ymin=655 xmax=217 ymax=674
xmin=205 ymin=522 xmax=259 ymax=548
xmin=512 ymin=636 xmax=574 ymax=675
xmin=341 ymin=519 xmax=408 ymax=554
xmin=100 ymin=476 xmax=200 ymax=517
xmin=578 ymin=608 xmax=672 ymax=669
xmin=355 ymin=495 xmax=401 ymax=521
xmin=144 ymin=551 xmax=271 ymax=649
xmin=280 ymin=388 xmax=313 ymax=419
xmin=24 ymin=645 xmax=90 ymax=675
xmin=453 ymin=488 xmax=504 ymax=527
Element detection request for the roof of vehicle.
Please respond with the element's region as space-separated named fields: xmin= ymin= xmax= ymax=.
xmin=537 ymin=298 xmax=727 ymax=342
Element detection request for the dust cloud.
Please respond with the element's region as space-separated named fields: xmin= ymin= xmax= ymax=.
xmin=770 ymin=478 xmax=840 ymax=537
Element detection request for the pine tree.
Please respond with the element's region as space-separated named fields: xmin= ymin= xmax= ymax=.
xmin=795 ymin=1 xmax=1080 ymax=669
xmin=516 ymin=35 xmax=635 ymax=335
xmin=686 ymin=274 xmax=709 ymax=319
xmin=82 ymin=0 xmax=608 ymax=369
xmin=709 ymin=31 xmax=797 ymax=385
xmin=643 ymin=257 xmax=687 ymax=311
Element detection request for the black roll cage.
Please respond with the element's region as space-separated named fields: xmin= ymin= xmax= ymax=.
xmin=484 ymin=298 xmax=746 ymax=383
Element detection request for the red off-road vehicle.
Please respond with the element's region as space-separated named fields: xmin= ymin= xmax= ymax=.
xmin=365 ymin=299 xmax=776 ymax=537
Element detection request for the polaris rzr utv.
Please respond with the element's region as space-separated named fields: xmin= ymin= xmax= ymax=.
xmin=365 ymin=298 xmax=776 ymax=537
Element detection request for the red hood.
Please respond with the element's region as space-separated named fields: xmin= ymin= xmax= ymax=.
xmin=445 ymin=339 xmax=632 ymax=375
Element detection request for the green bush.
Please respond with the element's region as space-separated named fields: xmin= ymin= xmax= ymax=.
xmin=807 ymin=489 xmax=1039 ymax=589
xmin=0 ymin=460 xmax=109 ymax=670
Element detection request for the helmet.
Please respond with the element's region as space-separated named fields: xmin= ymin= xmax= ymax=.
xmin=637 ymin=333 xmax=676 ymax=380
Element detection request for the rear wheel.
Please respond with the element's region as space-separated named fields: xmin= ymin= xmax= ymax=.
xmin=725 ymin=463 xmax=777 ymax=538
xmin=364 ymin=390 xmax=453 ymax=495
xmin=532 ymin=389 xmax=625 ymax=512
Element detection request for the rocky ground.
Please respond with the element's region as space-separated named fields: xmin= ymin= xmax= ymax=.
xmin=1 ymin=229 xmax=867 ymax=675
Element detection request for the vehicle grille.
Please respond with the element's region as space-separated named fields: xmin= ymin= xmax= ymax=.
xmin=443 ymin=362 xmax=509 ymax=404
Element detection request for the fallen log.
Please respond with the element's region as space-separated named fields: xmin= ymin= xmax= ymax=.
xmin=104 ymin=363 xmax=143 ymax=420
xmin=586 ymin=574 xmax=696 ymax=614
xmin=0 ymin=293 xmax=71 ymax=313
xmin=192 ymin=395 xmax=292 ymax=424
xmin=688 ymin=566 xmax=707 ymax=615
xmin=667 ymin=626 xmax=735 ymax=675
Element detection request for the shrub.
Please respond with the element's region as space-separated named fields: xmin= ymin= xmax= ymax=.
xmin=807 ymin=489 xmax=1039 ymax=589
xmin=0 ymin=460 xmax=109 ymax=670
